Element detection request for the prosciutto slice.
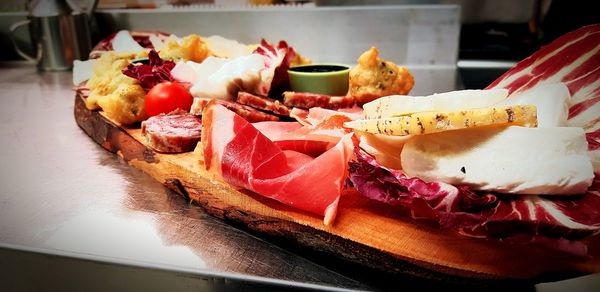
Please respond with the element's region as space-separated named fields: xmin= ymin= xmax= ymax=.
xmin=202 ymin=102 xmax=354 ymax=225
xmin=253 ymin=107 xmax=356 ymax=156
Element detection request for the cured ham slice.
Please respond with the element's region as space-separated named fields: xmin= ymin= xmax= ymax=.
xmin=237 ymin=91 xmax=291 ymax=116
xmin=283 ymin=91 xmax=355 ymax=109
xmin=253 ymin=108 xmax=357 ymax=156
xmin=190 ymin=97 xmax=280 ymax=122
xmin=202 ymin=102 xmax=354 ymax=225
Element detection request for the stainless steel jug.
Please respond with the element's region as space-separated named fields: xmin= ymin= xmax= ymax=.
xmin=9 ymin=0 xmax=93 ymax=71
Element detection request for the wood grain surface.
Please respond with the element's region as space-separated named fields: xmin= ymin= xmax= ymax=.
xmin=74 ymin=95 xmax=600 ymax=286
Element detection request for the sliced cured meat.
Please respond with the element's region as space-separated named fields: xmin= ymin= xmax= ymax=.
xmin=202 ymin=102 xmax=354 ymax=225
xmin=253 ymin=108 xmax=357 ymax=157
xmin=253 ymin=121 xmax=336 ymax=156
xmin=141 ymin=110 xmax=202 ymax=153
xmin=190 ymin=97 xmax=279 ymax=122
xmin=283 ymin=91 xmax=355 ymax=109
xmin=237 ymin=91 xmax=291 ymax=116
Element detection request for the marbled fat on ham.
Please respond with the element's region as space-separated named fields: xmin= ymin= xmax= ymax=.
xmin=202 ymin=102 xmax=354 ymax=225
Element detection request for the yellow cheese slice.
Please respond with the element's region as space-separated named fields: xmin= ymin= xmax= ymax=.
xmin=363 ymin=89 xmax=509 ymax=119
xmin=345 ymin=105 xmax=538 ymax=136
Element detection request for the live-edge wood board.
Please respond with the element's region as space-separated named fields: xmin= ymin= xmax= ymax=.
xmin=74 ymin=95 xmax=600 ymax=287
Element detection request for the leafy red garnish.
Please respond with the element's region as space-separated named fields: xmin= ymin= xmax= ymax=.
xmin=122 ymin=50 xmax=176 ymax=91
xmin=253 ymin=39 xmax=297 ymax=98
xmin=347 ymin=149 xmax=599 ymax=256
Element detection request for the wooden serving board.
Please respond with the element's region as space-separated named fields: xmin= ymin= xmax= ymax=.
xmin=74 ymin=95 xmax=600 ymax=286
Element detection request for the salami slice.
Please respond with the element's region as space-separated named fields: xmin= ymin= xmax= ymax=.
xmin=190 ymin=97 xmax=280 ymax=123
xmin=283 ymin=91 xmax=355 ymax=109
xmin=141 ymin=110 xmax=202 ymax=153
xmin=237 ymin=91 xmax=291 ymax=116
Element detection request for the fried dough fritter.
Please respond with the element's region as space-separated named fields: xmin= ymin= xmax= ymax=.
xmin=349 ymin=47 xmax=414 ymax=105
xmin=159 ymin=34 xmax=209 ymax=63
xmin=85 ymin=51 xmax=148 ymax=125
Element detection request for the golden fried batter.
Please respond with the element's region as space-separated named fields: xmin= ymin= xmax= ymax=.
xmin=159 ymin=34 xmax=209 ymax=63
xmin=349 ymin=47 xmax=414 ymax=105
xmin=85 ymin=51 xmax=148 ymax=125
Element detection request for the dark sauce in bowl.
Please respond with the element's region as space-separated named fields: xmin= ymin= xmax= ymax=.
xmin=289 ymin=64 xmax=349 ymax=73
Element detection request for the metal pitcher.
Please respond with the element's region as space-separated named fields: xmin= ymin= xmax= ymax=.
xmin=9 ymin=0 xmax=94 ymax=71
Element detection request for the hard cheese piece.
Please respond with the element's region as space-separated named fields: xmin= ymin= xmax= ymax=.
xmin=344 ymin=105 xmax=537 ymax=136
xmin=401 ymin=126 xmax=594 ymax=195
xmin=496 ymin=83 xmax=571 ymax=128
xmin=362 ymin=89 xmax=508 ymax=119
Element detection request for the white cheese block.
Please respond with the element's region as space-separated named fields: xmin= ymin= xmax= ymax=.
xmin=362 ymin=89 xmax=509 ymax=119
xmin=357 ymin=132 xmax=412 ymax=170
xmin=401 ymin=126 xmax=594 ymax=195
xmin=111 ymin=30 xmax=145 ymax=53
xmin=72 ymin=59 xmax=95 ymax=86
xmin=202 ymin=35 xmax=253 ymax=58
xmin=496 ymin=83 xmax=571 ymax=127
xmin=184 ymin=55 xmax=265 ymax=100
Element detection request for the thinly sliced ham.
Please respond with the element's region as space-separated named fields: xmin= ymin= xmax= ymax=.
xmin=252 ymin=108 xmax=357 ymax=156
xmin=202 ymin=102 xmax=354 ymax=225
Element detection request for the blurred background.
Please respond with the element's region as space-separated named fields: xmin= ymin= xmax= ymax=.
xmin=0 ymin=0 xmax=598 ymax=90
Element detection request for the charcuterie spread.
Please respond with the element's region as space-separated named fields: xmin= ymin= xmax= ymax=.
xmin=74 ymin=25 xmax=600 ymax=282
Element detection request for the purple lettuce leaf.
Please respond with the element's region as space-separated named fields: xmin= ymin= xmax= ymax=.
xmin=253 ymin=39 xmax=296 ymax=98
xmin=347 ymin=148 xmax=600 ymax=256
xmin=122 ymin=50 xmax=176 ymax=91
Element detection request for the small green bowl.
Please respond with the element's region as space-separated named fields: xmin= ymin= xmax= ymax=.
xmin=288 ymin=64 xmax=350 ymax=96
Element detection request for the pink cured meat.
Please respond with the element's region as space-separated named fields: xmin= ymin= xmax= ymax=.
xmin=236 ymin=91 xmax=291 ymax=116
xmin=141 ymin=111 xmax=202 ymax=153
xmin=253 ymin=121 xmax=336 ymax=156
xmin=202 ymin=103 xmax=354 ymax=225
xmin=283 ymin=91 xmax=356 ymax=109
xmin=253 ymin=109 xmax=356 ymax=156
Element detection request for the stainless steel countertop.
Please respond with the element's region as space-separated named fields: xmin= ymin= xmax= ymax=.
xmin=0 ymin=64 xmax=370 ymax=291
xmin=4 ymin=64 xmax=597 ymax=292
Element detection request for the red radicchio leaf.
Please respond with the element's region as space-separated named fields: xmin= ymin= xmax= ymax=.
xmin=122 ymin=50 xmax=176 ymax=91
xmin=347 ymin=149 xmax=600 ymax=256
xmin=253 ymin=39 xmax=297 ymax=98
xmin=486 ymin=24 xmax=600 ymax=151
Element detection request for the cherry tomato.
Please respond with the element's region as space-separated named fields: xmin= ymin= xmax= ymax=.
xmin=145 ymin=82 xmax=193 ymax=117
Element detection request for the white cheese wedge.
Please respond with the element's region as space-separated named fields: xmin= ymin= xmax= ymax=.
xmin=72 ymin=59 xmax=95 ymax=86
xmin=401 ymin=126 xmax=594 ymax=195
xmin=357 ymin=132 xmax=412 ymax=170
xmin=111 ymin=30 xmax=145 ymax=53
xmin=496 ymin=83 xmax=571 ymax=127
xmin=180 ymin=55 xmax=265 ymax=100
xmin=362 ymin=89 xmax=509 ymax=119
xmin=202 ymin=35 xmax=253 ymax=58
